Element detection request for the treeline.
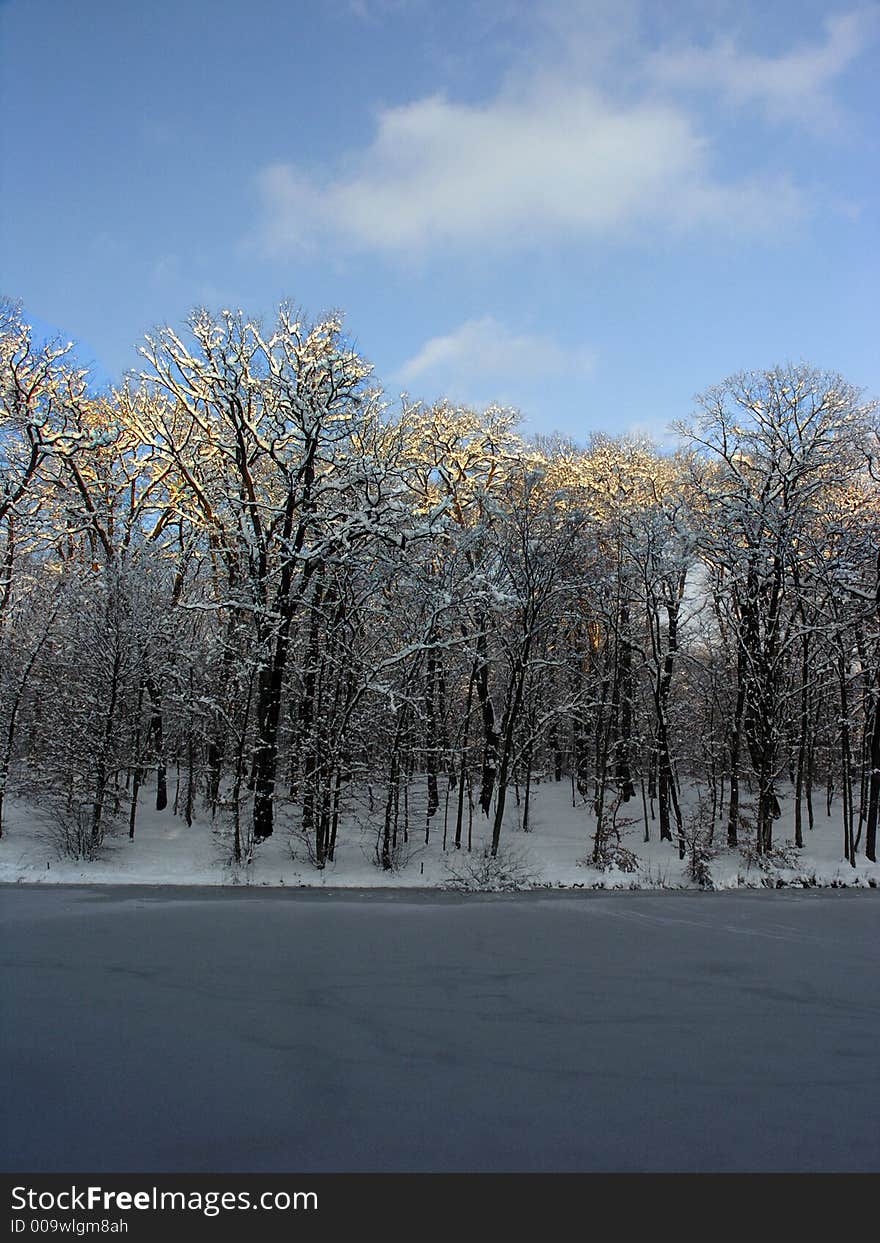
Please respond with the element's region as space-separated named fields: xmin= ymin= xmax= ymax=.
xmin=1 ymin=299 xmax=878 ymax=869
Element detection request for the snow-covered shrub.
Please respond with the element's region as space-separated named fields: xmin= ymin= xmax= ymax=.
xmin=585 ymin=790 xmax=641 ymax=875
xmin=289 ymin=820 xmax=348 ymax=871
xmin=40 ymin=799 xmax=115 ymax=861
xmin=739 ymin=839 xmax=801 ymax=873
xmin=210 ymin=791 xmax=257 ymax=869
xmin=637 ymin=859 xmax=669 ymax=888
xmin=371 ymin=826 xmax=418 ymax=873
xmin=581 ymin=840 xmax=640 ymax=874
xmin=443 ymin=844 xmax=536 ymax=891
xmin=683 ymin=795 xmax=717 ymax=889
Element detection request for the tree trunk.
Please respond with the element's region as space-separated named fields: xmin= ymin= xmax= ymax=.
xmin=474 ymin=626 xmax=500 ymax=816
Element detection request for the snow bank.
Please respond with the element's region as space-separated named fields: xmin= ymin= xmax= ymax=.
xmin=1 ymin=781 xmax=878 ymax=892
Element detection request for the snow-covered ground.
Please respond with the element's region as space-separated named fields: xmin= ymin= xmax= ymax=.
xmin=2 ymin=885 xmax=878 ymax=1172
xmin=1 ymin=779 xmax=877 ymax=890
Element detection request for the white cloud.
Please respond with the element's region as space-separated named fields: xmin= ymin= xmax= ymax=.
xmin=343 ymin=0 xmax=419 ymax=21
xmin=252 ymin=6 xmax=879 ymax=258
xmin=648 ymin=9 xmax=878 ymax=130
xmin=255 ymin=82 xmax=801 ymax=256
xmin=396 ymin=316 xmax=596 ymax=399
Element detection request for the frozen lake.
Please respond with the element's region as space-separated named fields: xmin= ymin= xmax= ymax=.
xmin=2 ymin=886 xmax=878 ymax=1172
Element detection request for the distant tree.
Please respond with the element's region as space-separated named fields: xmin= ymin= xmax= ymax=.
xmin=681 ymin=364 xmax=873 ymax=854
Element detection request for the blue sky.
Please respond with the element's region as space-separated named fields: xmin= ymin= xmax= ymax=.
xmin=1 ymin=0 xmax=877 ymax=442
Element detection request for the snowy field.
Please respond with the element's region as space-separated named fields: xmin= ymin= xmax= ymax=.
xmin=2 ymin=885 xmax=878 ymax=1172
xmin=0 ymin=780 xmax=878 ymax=890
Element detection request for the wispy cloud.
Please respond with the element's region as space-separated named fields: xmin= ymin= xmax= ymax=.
xmin=251 ymin=5 xmax=876 ymax=259
xmin=255 ymin=83 xmax=800 ymax=257
xmin=343 ymin=0 xmax=422 ymax=22
xmin=648 ymin=8 xmax=879 ymax=132
xmin=396 ymin=316 xmax=596 ymax=401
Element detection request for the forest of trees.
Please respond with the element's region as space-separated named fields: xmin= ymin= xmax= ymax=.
xmin=1 ymin=299 xmax=878 ymax=875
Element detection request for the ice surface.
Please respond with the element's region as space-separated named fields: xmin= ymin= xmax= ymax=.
xmin=2 ymin=886 xmax=878 ymax=1172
